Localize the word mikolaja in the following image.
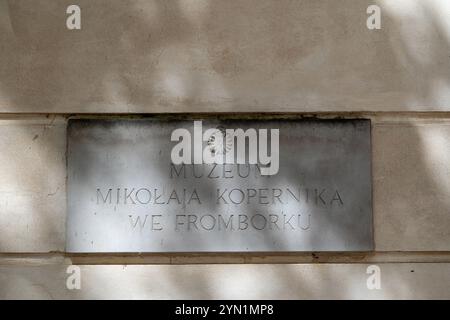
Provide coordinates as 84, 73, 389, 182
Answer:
171, 121, 280, 175
96, 187, 344, 207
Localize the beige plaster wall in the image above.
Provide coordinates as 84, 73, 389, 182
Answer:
0, 0, 449, 299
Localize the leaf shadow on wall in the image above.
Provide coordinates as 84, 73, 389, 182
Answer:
0, 0, 449, 299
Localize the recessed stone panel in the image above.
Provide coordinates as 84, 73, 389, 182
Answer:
67, 119, 372, 252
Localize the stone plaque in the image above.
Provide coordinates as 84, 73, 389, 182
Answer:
67, 119, 373, 252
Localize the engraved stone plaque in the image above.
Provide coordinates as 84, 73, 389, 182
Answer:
67, 119, 373, 252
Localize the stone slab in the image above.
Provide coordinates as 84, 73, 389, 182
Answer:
1, 262, 450, 299
0, 117, 66, 252
1, 0, 449, 113
67, 119, 372, 252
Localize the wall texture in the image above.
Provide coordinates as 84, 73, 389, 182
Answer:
0, 0, 450, 299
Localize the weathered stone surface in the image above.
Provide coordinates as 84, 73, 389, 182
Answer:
0, 0, 449, 113
373, 121, 450, 251
1, 262, 450, 299
0, 0, 450, 301
67, 119, 372, 252
0, 117, 66, 252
